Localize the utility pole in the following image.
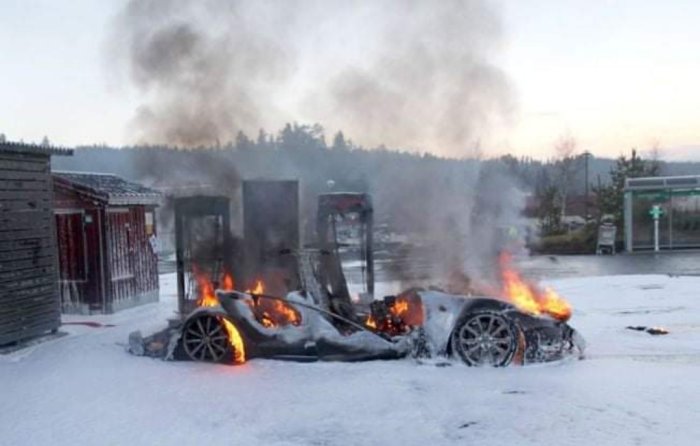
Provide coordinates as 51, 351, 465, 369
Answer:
583, 151, 591, 222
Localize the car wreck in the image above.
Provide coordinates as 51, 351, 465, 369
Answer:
129, 191, 585, 367
130, 284, 584, 367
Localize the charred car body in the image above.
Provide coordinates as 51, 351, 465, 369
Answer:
130, 192, 584, 367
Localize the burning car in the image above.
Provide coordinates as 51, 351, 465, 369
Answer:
130, 192, 584, 367
169, 285, 583, 367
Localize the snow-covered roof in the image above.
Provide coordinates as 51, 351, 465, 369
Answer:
53, 171, 161, 206
625, 175, 700, 191
0, 141, 73, 156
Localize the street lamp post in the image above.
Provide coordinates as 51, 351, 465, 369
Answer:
583, 151, 591, 221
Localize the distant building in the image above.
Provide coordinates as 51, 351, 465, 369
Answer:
624, 175, 700, 251
0, 142, 72, 345
53, 172, 161, 313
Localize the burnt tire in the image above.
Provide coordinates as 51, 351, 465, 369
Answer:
451, 311, 520, 367
182, 314, 231, 363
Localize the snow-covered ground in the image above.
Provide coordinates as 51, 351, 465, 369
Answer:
2, 273, 700, 445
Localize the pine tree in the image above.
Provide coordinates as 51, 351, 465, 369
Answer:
235, 130, 253, 151
593, 149, 660, 233
332, 131, 348, 151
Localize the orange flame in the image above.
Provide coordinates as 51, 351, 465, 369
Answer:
192, 267, 246, 363
194, 268, 219, 308
393, 299, 409, 315
365, 315, 377, 329
391, 293, 424, 326
222, 273, 234, 291
220, 317, 246, 363
243, 279, 301, 328
192, 268, 301, 358
245, 279, 265, 295
499, 252, 572, 322
365, 292, 424, 335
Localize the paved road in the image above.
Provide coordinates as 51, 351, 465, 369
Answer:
513, 251, 700, 280
160, 249, 700, 287
345, 250, 700, 285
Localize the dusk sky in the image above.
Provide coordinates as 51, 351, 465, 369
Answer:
1, 0, 699, 160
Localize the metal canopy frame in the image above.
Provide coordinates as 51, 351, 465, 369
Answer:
624, 175, 700, 252
174, 196, 232, 315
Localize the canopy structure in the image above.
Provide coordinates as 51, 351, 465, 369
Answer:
624, 175, 700, 251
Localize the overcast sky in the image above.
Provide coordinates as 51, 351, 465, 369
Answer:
1, 0, 699, 160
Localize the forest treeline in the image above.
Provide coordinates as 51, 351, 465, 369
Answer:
52, 123, 699, 234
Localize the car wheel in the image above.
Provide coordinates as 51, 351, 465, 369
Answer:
451, 311, 519, 367
182, 314, 231, 363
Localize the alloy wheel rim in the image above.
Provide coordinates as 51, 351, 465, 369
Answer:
458, 314, 513, 366
183, 315, 230, 362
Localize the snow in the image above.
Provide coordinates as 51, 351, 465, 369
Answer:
2, 273, 700, 445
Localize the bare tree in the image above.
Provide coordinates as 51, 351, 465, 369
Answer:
553, 136, 579, 217
647, 140, 664, 175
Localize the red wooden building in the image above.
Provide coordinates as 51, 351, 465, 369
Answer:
53, 172, 161, 313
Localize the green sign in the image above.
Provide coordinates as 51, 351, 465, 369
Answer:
649, 205, 665, 219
